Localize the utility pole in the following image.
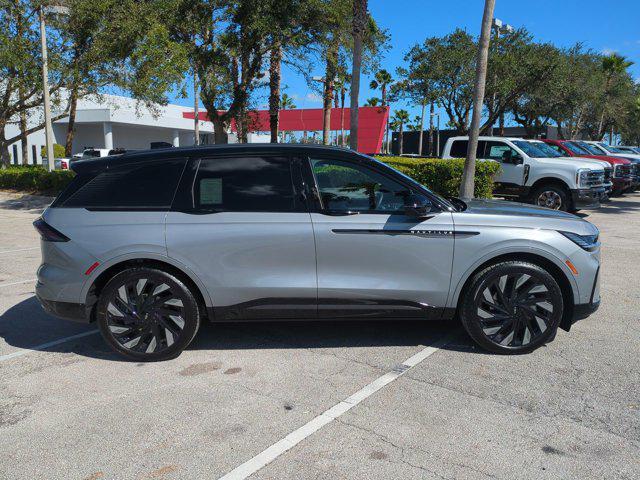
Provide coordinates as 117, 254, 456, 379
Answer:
39, 6, 54, 172
193, 72, 200, 145
460, 0, 496, 199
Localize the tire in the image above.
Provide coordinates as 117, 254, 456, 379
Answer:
460, 261, 563, 354
96, 267, 201, 361
531, 184, 571, 211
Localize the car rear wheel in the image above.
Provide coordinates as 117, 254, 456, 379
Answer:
460, 261, 563, 354
96, 267, 200, 361
532, 185, 571, 211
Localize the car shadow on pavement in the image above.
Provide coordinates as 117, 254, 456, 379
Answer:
0, 192, 53, 213
1, 296, 485, 363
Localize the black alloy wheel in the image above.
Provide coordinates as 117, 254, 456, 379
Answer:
97, 267, 200, 361
460, 261, 563, 354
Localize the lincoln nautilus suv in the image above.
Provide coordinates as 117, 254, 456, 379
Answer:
34, 145, 601, 360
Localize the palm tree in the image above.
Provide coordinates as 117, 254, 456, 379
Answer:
280, 93, 296, 110
365, 97, 381, 106
460, 0, 495, 199
390, 109, 410, 155
370, 69, 393, 153
350, 0, 368, 151
598, 53, 634, 138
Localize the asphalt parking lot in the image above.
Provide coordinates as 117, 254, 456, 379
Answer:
0, 190, 639, 480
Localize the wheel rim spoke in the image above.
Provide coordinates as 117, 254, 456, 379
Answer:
475, 271, 556, 348
106, 277, 186, 355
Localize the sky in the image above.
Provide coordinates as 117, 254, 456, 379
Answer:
168, 0, 640, 126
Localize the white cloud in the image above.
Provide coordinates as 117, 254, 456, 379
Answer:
305, 92, 322, 104
601, 47, 617, 55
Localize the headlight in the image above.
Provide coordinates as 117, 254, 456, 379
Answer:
560, 231, 600, 251
576, 168, 590, 187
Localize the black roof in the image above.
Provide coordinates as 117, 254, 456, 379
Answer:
71, 144, 360, 174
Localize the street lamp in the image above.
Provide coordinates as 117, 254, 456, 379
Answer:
490, 18, 514, 136
39, 4, 70, 171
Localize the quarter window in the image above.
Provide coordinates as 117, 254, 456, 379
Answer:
61, 160, 186, 209
311, 158, 411, 213
193, 156, 297, 212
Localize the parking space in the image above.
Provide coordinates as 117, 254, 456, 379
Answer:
0, 190, 639, 480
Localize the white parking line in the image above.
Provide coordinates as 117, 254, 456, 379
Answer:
217, 335, 453, 480
0, 247, 39, 255
0, 278, 37, 288
0, 330, 99, 362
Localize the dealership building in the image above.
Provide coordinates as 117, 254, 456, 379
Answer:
5, 93, 216, 165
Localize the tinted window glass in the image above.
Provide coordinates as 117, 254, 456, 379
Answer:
485, 141, 517, 161
564, 142, 588, 154
194, 156, 296, 212
449, 140, 468, 157
311, 158, 411, 213
61, 160, 186, 209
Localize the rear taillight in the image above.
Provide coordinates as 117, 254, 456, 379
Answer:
33, 218, 69, 242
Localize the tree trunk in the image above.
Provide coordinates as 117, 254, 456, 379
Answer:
399, 124, 404, 156
212, 117, 229, 144
0, 122, 11, 167
340, 87, 346, 147
269, 44, 282, 143
428, 102, 434, 156
65, 83, 79, 157
460, 0, 495, 199
350, 0, 367, 151
19, 108, 28, 165
418, 99, 426, 156
322, 44, 337, 146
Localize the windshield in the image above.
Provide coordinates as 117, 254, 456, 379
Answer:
511, 140, 551, 158
528, 141, 563, 158
564, 142, 590, 155
368, 156, 457, 211
597, 142, 626, 154
575, 142, 603, 155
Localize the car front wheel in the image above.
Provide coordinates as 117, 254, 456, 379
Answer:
96, 267, 201, 361
460, 261, 564, 354
532, 185, 571, 211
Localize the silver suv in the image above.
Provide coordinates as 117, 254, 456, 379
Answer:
34, 145, 601, 360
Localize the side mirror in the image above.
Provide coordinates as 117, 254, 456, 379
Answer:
512, 153, 524, 165
502, 150, 523, 165
404, 194, 432, 218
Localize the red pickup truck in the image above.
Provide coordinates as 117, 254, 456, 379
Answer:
543, 139, 634, 196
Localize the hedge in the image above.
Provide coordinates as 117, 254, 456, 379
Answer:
0, 165, 75, 195
376, 156, 501, 199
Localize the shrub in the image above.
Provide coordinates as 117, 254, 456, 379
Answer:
40, 143, 66, 159
0, 165, 75, 195
375, 156, 501, 199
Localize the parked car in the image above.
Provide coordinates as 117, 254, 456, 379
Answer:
612, 145, 640, 155
34, 145, 601, 359
579, 141, 640, 191
442, 136, 606, 212
80, 148, 128, 159
526, 140, 613, 199
541, 139, 633, 195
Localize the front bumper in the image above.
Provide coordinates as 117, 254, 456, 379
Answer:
612, 177, 632, 194
570, 187, 605, 208
564, 265, 601, 330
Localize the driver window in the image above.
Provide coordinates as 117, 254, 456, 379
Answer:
310, 158, 411, 213
485, 141, 518, 162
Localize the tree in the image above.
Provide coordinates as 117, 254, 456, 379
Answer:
280, 93, 296, 109
365, 97, 380, 106
349, 0, 367, 150
597, 53, 634, 138
460, 0, 495, 199
390, 109, 409, 155
369, 69, 392, 152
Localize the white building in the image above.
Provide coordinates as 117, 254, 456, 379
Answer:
5, 93, 215, 164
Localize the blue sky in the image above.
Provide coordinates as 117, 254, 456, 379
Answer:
169, 0, 640, 125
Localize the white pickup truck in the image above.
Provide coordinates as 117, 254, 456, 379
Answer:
442, 136, 606, 211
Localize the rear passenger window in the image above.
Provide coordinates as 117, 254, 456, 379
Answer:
449, 140, 468, 157
60, 160, 186, 209
193, 157, 297, 212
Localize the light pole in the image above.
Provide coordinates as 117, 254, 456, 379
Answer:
489, 18, 514, 136
431, 112, 441, 157
39, 4, 69, 171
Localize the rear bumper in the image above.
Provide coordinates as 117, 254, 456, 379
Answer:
36, 294, 91, 323
570, 187, 604, 208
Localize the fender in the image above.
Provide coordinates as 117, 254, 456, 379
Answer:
80, 251, 214, 307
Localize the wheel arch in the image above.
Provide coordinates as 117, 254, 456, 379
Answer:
450, 251, 576, 331
529, 177, 572, 195
82, 254, 213, 321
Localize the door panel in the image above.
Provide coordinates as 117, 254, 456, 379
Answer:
483, 141, 525, 190
166, 155, 317, 320
311, 212, 455, 318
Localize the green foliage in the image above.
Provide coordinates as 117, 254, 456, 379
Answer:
0, 166, 75, 194
376, 156, 501, 199
40, 144, 66, 159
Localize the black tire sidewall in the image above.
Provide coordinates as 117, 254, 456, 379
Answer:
96, 267, 200, 361
460, 261, 563, 354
